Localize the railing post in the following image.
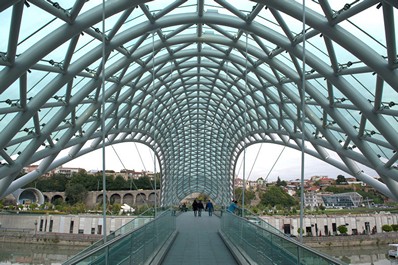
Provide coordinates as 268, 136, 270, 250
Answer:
297, 246, 301, 265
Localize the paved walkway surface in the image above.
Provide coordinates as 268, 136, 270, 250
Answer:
161, 211, 238, 265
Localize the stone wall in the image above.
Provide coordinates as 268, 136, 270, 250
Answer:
302, 232, 398, 247
0, 228, 102, 245
260, 213, 398, 237
0, 213, 151, 237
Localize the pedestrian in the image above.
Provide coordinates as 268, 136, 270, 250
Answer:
197, 200, 204, 217
205, 200, 214, 216
192, 199, 199, 217
227, 200, 239, 214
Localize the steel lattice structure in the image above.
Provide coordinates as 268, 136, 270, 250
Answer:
0, 0, 397, 206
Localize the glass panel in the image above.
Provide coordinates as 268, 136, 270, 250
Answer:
65, 208, 175, 265
221, 211, 344, 265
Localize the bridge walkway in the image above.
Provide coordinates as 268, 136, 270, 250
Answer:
161, 211, 238, 265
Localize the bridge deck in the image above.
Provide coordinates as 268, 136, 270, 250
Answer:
161, 211, 238, 265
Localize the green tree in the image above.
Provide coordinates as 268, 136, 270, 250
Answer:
91, 173, 117, 191
234, 187, 255, 205
98, 175, 117, 191
135, 176, 153, 189
69, 171, 97, 190
260, 186, 297, 207
109, 175, 128, 190
53, 197, 64, 206
276, 177, 287, 187
31, 174, 68, 191
152, 174, 161, 189
336, 175, 347, 185
65, 183, 87, 204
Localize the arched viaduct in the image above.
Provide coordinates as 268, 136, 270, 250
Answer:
43, 190, 160, 209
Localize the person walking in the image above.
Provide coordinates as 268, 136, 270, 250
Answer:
205, 200, 214, 216
197, 200, 204, 217
192, 199, 199, 217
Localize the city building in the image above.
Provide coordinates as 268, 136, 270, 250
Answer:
53, 166, 83, 177
321, 192, 363, 208
304, 190, 325, 209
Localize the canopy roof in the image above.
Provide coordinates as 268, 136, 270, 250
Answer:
0, 0, 397, 205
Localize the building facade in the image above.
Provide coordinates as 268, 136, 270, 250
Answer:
322, 192, 363, 208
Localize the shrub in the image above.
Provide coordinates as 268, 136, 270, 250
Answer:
337, 225, 348, 235
391, 224, 398, 231
382, 224, 393, 232
297, 228, 305, 236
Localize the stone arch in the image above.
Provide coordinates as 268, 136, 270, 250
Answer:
148, 193, 157, 205
96, 194, 108, 204
136, 193, 147, 205
51, 195, 64, 204
110, 193, 121, 205
123, 193, 134, 206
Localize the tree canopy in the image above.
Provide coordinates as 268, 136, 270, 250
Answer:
65, 183, 87, 204
24, 172, 160, 192
261, 186, 297, 207
234, 187, 255, 205
276, 177, 287, 187
336, 175, 347, 185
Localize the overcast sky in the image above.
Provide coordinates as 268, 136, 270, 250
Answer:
64, 142, 378, 182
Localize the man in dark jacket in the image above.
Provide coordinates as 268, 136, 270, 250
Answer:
197, 200, 204, 217
192, 199, 199, 217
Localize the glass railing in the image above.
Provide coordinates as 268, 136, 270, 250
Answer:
239, 207, 286, 236
67, 208, 156, 259
220, 211, 346, 265
63, 208, 176, 265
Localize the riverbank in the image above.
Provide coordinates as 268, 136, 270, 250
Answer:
2, 226, 398, 249
0, 228, 101, 246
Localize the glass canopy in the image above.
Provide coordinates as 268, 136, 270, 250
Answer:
0, 0, 397, 205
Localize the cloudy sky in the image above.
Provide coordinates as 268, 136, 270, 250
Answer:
64, 142, 378, 182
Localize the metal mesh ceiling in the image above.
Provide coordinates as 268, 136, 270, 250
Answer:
0, 0, 397, 205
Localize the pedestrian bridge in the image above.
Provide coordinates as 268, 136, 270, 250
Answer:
64, 208, 343, 265
1, 2, 395, 264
